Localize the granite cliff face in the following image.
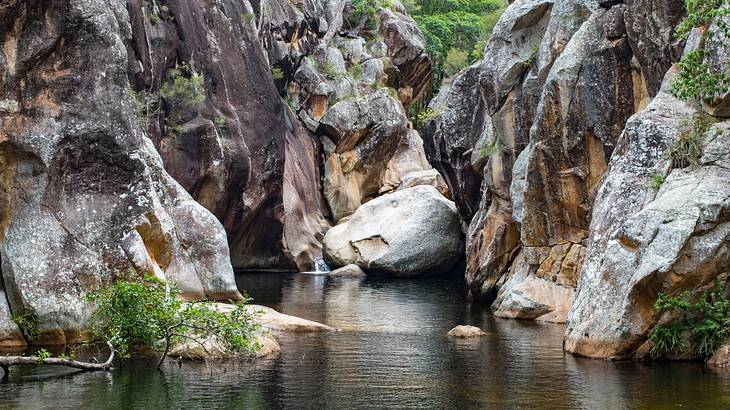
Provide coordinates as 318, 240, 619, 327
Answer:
424, 0, 729, 358
0, 1, 240, 347
0, 0, 451, 347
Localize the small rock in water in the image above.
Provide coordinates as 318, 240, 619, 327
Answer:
329, 264, 367, 277
447, 325, 486, 338
708, 344, 730, 368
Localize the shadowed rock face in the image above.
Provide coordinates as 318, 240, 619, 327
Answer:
125, 0, 331, 271
0, 0, 240, 346
258, 0, 436, 224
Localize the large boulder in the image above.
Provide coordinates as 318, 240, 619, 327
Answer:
323, 186, 464, 277
0, 0, 239, 346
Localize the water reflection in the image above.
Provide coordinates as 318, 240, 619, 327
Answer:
1, 273, 729, 409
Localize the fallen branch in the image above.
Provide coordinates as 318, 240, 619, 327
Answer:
0, 341, 115, 380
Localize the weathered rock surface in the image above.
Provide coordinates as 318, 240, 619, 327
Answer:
126, 0, 330, 271
323, 186, 463, 277
565, 83, 730, 358
169, 333, 281, 361
447, 325, 486, 338
0, 0, 239, 346
709, 343, 730, 368
422, 0, 730, 360
168, 302, 337, 361
248, 304, 338, 333
265, 0, 435, 224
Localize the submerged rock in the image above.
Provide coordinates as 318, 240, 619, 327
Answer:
329, 264, 368, 278
447, 325, 486, 338
323, 186, 464, 277
708, 344, 730, 368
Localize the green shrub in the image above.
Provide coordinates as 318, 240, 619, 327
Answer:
271, 67, 285, 81
11, 311, 40, 342
160, 63, 206, 132
322, 62, 346, 80
649, 171, 666, 190
674, 0, 730, 40
348, 64, 363, 81
670, 50, 730, 103
664, 112, 713, 168
670, 0, 730, 105
649, 282, 730, 358
85, 272, 261, 365
350, 0, 382, 30
444, 48, 470, 77
416, 107, 441, 128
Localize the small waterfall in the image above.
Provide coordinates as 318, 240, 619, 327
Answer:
313, 257, 331, 273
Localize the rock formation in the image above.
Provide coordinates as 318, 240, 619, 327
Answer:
0, 0, 447, 348
323, 186, 463, 277
125, 0, 330, 271
0, 0, 240, 346
423, 0, 730, 359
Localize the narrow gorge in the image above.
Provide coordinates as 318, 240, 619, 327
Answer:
0, 0, 729, 407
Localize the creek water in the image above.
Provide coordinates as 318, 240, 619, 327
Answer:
2, 272, 730, 409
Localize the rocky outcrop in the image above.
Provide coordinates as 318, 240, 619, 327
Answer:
564, 75, 730, 358
424, 0, 730, 359
0, 1, 239, 346
260, 0, 435, 224
323, 186, 463, 277
125, 0, 330, 271
328, 264, 367, 277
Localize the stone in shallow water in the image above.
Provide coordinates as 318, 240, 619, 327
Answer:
447, 325, 486, 338
329, 264, 367, 277
708, 344, 730, 368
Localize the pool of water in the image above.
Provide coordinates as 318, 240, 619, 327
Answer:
2, 273, 729, 409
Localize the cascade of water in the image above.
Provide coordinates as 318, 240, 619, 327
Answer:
313, 257, 331, 273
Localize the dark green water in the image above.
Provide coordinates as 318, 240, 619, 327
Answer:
2, 273, 730, 409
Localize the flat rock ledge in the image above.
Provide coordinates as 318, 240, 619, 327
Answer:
170, 303, 337, 361
447, 325, 486, 338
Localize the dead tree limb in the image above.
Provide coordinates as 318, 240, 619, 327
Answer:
0, 341, 115, 378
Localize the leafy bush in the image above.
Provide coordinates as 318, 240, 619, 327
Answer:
649, 282, 730, 358
416, 107, 441, 128
444, 48, 470, 77
271, 67, 285, 81
664, 112, 714, 168
85, 273, 261, 366
11, 311, 40, 342
671, 50, 730, 103
350, 0, 390, 30
670, 0, 730, 104
160, 63, 206, 132
674, 0, 730, 40
649, 171, 666, 190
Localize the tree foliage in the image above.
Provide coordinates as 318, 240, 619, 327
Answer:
85, 273, 262, 366
649, 282, 730, 359
670, 0, 730, 103
160, 63, 206, 132
407, 0, 507, 127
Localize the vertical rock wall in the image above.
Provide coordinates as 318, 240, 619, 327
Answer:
0, 0, 240, 346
